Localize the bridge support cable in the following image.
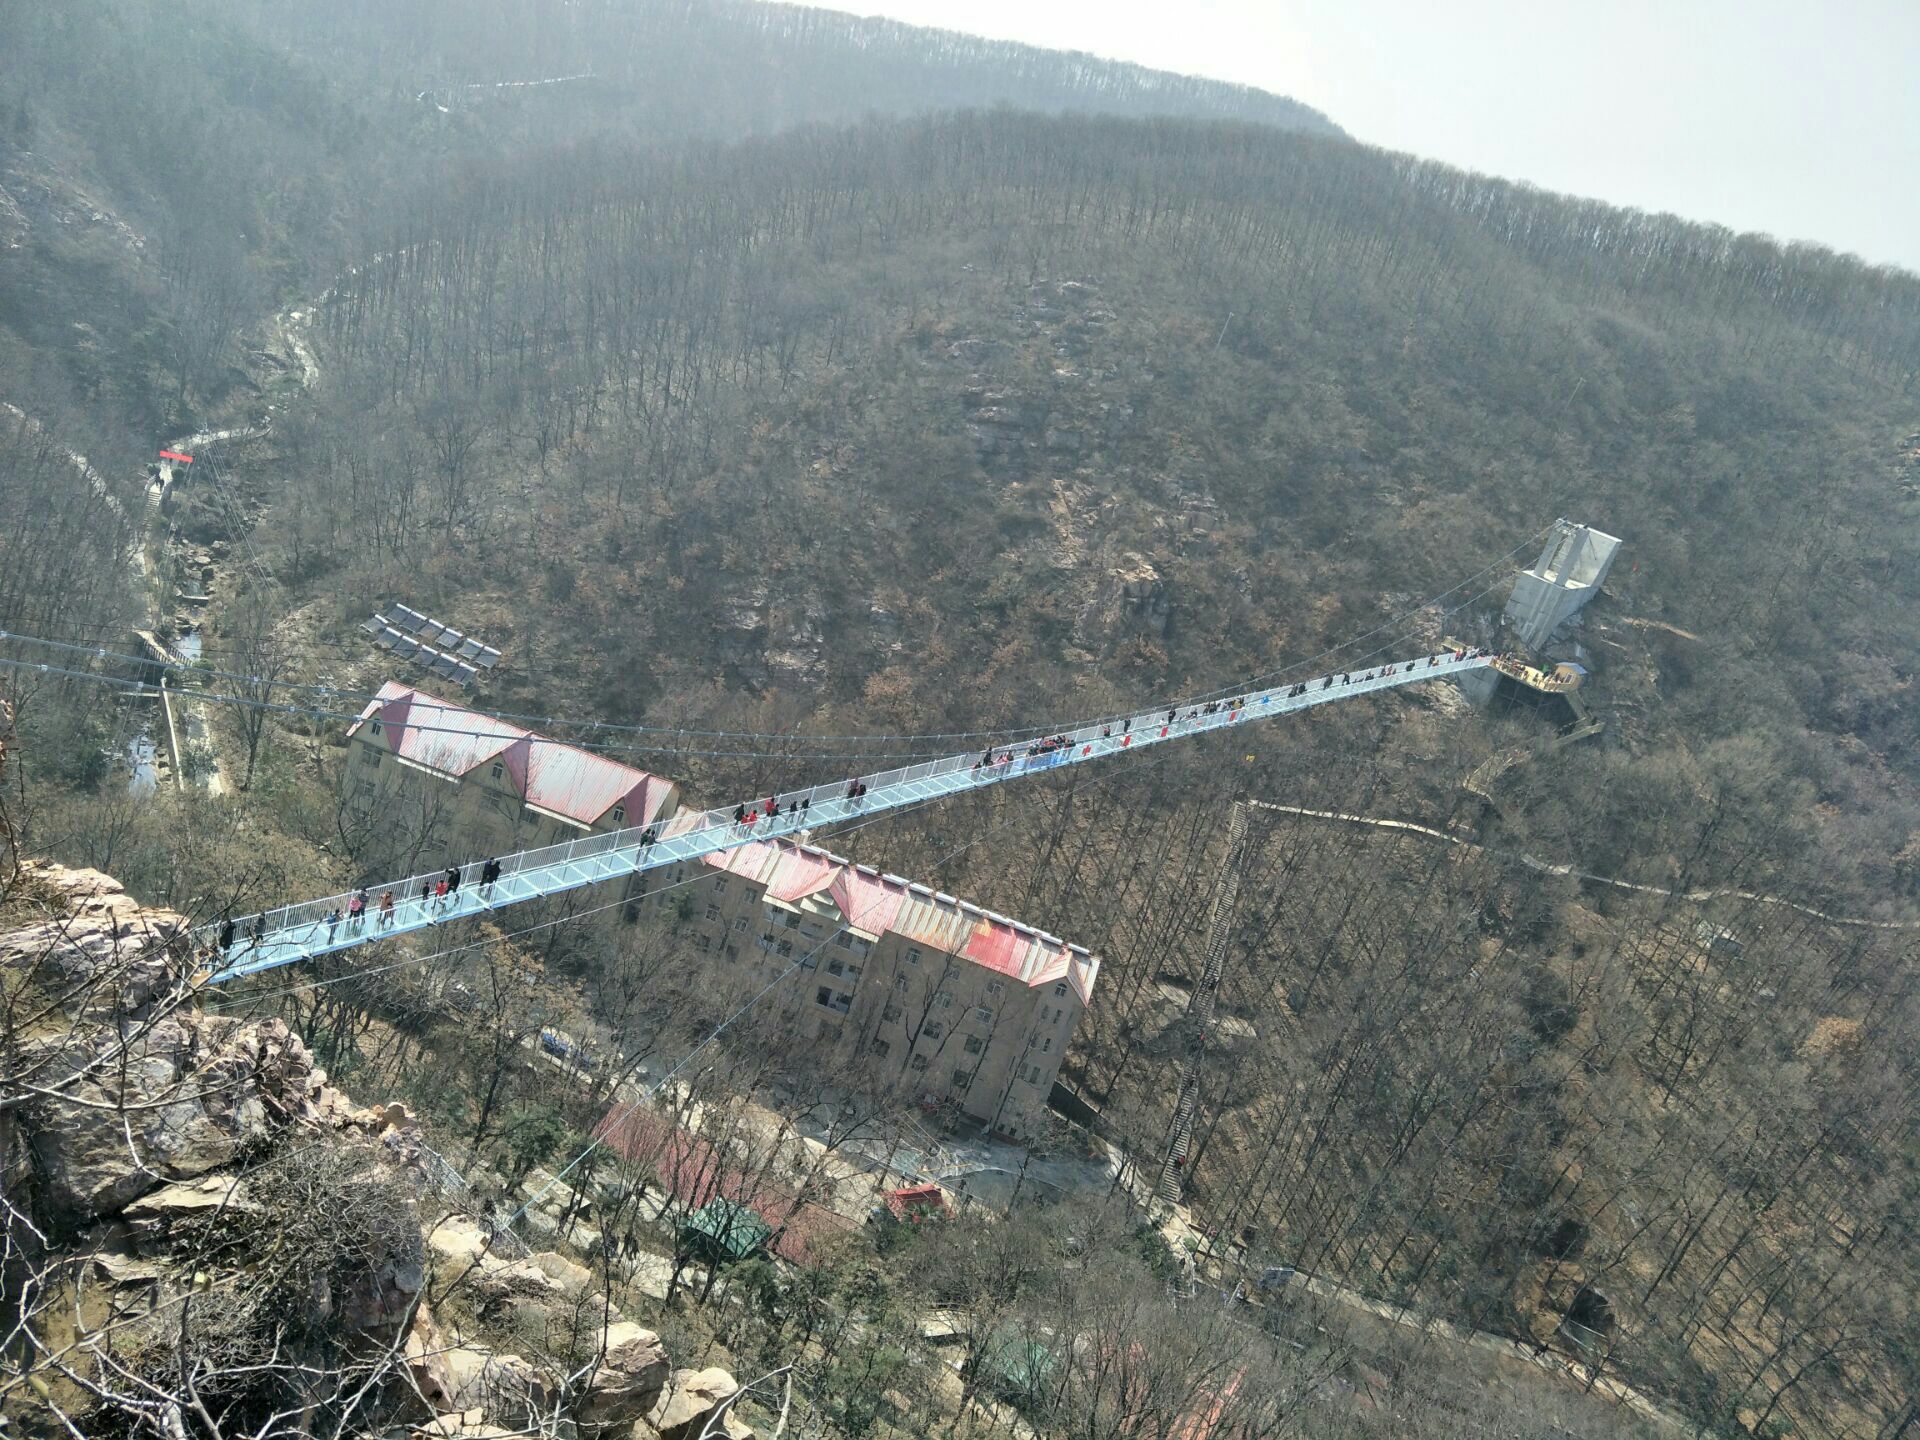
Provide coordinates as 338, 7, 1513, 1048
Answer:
198, 652, 1495, 981
1155, 799, 1252, 1208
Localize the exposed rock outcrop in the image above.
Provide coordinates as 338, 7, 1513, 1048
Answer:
646, 1365, 757, 1440
2, 855, 750, 1440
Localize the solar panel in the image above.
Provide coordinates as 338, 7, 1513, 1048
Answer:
375, 603, 500, 676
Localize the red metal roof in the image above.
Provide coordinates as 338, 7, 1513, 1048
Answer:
882, 1183, 951, 1220
702, 837, 1100, 1002
347, 682, 677, 828
593, 1103, 855, 1265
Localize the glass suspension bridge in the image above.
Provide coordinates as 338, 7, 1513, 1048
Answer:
198, 647, 1498, 982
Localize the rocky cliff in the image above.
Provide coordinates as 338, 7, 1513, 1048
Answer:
0, 855, 743, 1440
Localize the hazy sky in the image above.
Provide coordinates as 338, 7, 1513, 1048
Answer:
838, 0, 1920, 275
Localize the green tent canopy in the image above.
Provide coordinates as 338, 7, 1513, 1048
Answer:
678, 1198, 774, 1264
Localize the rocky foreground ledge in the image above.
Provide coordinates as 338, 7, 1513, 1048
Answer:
0, 860, 756, 1439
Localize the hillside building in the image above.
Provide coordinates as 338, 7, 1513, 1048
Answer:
637, 835, 1100, 1140
343, 682, 1101, 1139
342, 681, 681, 868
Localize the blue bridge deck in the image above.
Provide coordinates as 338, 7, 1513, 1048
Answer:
201, 652, 1492, 981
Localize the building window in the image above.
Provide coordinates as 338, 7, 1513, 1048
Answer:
359, 747, 381, 767
705, 905, 720, 921
893, 975, 909, 993
923, 1021, 944, 1040
776, 940, 793, 957
370, 720, 382, 736
883, 1003, 903, 1022
870, 1039, 891, 1059
731, 917, 748, 932
974, 1007, 994, 1025
963, 1035, 984, 1056
1042, 1036, 1052, 1052
1054, 983, 1068, 998
610, 804, 625, 825
910, 1055, 929, 1072
1027, 1065, 1043, 1084
952, 1069, 971, 1089
695, 935, 712, 953
936, 991, 953, 1009
815, 986, 835, 1008
986, 980, 1004, 998
724, 944, 739, 960
713, 878, 728, 893
906, 947, 922, 966
780, 911, 800, 929
491, 762, 504, 780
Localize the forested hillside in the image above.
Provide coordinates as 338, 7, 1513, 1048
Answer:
3, 5, 1919, 1439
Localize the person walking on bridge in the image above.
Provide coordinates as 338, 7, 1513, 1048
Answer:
378, 891, 396, 930
217, 917, 236, 954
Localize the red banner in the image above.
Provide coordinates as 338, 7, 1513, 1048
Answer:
159, 449, 194, 464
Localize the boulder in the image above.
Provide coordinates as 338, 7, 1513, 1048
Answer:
531, 1251, 594, 1299
426, 1215, 493, 1281
647, 1366, 754, 1440
25, 1014, 317, 1218
1, 863, 186, 1015
574, 1322, 670, 1435
440, 1345, 547, 1429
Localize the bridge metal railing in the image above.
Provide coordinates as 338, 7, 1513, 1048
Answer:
195, 652, 1494, 981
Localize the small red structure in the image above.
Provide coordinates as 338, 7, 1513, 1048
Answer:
158, 449, 194, 464
882, 1183, 952, 1224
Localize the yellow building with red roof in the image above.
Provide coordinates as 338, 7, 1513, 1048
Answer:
644, 834, 1098, 1140
343, 681, 681, 867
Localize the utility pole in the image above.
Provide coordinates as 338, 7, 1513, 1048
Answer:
1155, 799, 1252, 1208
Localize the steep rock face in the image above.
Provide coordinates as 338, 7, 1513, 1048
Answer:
27, 1011, 317, 1217
1, 856, 733, 1439
0, 861, 188, 1016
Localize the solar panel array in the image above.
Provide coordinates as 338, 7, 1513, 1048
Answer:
360, 604, 502, 688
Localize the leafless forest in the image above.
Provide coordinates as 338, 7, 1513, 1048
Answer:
2, 3, 1917, 1437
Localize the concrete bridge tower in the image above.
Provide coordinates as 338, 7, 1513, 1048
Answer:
1504, 520, 1622, 653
